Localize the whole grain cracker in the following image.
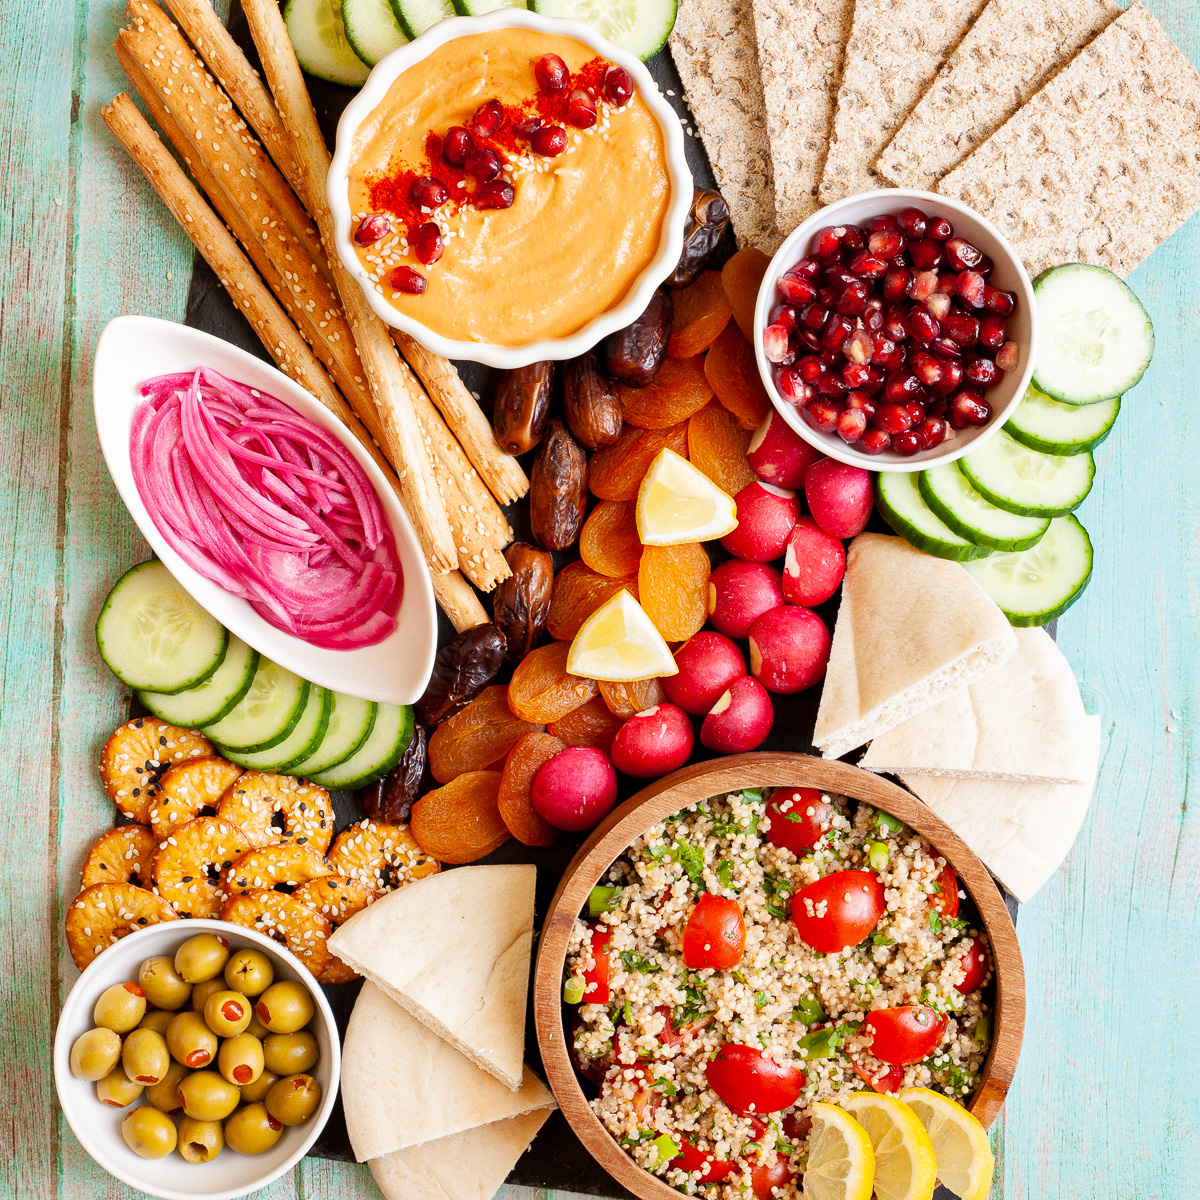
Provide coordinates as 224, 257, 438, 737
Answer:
819, 0, 989, 204
670, 0, 780, 252
877, 0, 1120, 189
937, 3, 1200, 278
752, 0, 855, 232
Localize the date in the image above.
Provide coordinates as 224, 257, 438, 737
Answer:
415, 623, 507, 726
493, 361, 554, 455
667, 188, 731, 289
530, 419, 587, 551
492, 542, 553, 662
562, 353, 622, 450
604, 288, 673, 388
362, 725, 426, 824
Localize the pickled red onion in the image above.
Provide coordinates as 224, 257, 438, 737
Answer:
130, 367, 401, 649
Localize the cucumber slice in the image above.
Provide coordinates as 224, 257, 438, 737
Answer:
388, 0, 453, 39
219, 686, 333, 772
919, 464, 1049, 552
343, 0, 408, 65
1032, 264, 1154, 405
965, 515, 1093, 626
960, 430, 1095, 517
284, 0, 371, 86
307, 702, 414, 790
289, 693, 379, 777
453, 0, 526, 13
1005, 384, 1120, 455
139, 637, 259, 727
876, 472, 991, 562
96, 561, 228, 694
202, 659, 311, 753
530, 0, 678, 60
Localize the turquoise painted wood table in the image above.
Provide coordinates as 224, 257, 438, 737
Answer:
3, 0, 1198, 1196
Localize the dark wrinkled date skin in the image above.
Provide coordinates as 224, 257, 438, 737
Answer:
666, 188, 731, 289
414, 623, 507, 726
603, 288, 673, 388
492, 542, 553, 662
362, 725, 426, 824
530, 419, 588, 551
562, 353, 622, 450
493, 361, 554, 454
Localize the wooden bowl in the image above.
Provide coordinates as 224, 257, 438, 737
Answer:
533, 753, 1024, 1200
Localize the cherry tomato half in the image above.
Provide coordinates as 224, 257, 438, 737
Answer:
957, 936, 989, 994
750, 1157, 793, 1199
849, 1055, 904, 1094
781, 1110, 811, 1141
930, 863, 960, 918
765, 787, 832, 856
582, 925, 611, 1004
790, 870, 886, 953
656, 1005, 714, 1048
864, 1005, 947, 1065
705, 1044, 805, 1113
669, 1139, 736, 1184
683, 893, 746, 969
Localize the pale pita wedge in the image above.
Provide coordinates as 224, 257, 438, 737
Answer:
329, 864, 535, 1090
819, 0, 989, 203
860, 627, 1090, 784
902, 715, 1102, 902
813, 534, 1017, 760
368, 1108, 552, 1200
341, 981, 554, 1162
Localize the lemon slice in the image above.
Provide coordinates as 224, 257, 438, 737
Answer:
803, 1102, 876, 1200
566, 590, 679, 682
636, 448, 738, 545
841, 1093, 937, 1200
898, 1087, 994, 1200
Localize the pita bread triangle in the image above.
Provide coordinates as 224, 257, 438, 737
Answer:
813, 534, 1018, 759
329, 864, 535, 1091
860, 626, 1091, 783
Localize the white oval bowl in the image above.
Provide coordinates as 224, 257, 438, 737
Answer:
93, 315, 437, 705
327, 9, 693, 369
54, 918, 340, 1200
753, 189, 1038, 472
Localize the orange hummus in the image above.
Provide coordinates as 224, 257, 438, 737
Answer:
346, 29, 671, 346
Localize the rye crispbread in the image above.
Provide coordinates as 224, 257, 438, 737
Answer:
936, 3, 1200, 277
877, 0, 1120, 189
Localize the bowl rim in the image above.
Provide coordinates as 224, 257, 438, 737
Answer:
326, 8, 694, 369
752, 189, 1039, 473
533, 752, 1025, 1200
53, 917, 342, 1200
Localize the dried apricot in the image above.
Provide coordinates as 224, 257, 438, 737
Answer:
497, 733, 564, 847
427, 685, 544, 783
638, 542, 711, 642
705, 322, 772, 431
589, 423, 689, 501
508, 640, 599, 723
547, 697, 624, 752
410, 771, 510, 864
619, 356, 712, 430
668, 270, 732, 358
598, 677, 667, 719
721, 246, 771, 341
580, 500, 643, 578
688, 401, 756, 496
547, 561, 638, 641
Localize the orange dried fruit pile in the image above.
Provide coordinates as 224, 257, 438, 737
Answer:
427, 685, 543, 783
688, 401, 756, 496
547, 697, 624, 753
507, 639, 599, 723
497, 732, 564, 847
638, 542, 711, 642
619, 356, 713, 430
667, 270, 732, 358
721, 246, 771, 340
580, 499, 643, 578
546, 561, 639, 641
410, 771, 509, 864
705, 322, 772, 431
598, 676, 667, 719
588, 422, 689, 501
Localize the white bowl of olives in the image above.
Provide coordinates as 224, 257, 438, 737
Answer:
54, 919, 340, 1200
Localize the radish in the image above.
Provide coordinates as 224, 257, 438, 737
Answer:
782, 518, 846, 606
700, 677, 774, 753
748, 605, 832, 694
610, 704, 694, 778
804, 458, 874, 538
663, 632, 747, 715
531, 747, 618, 831
707, 560, 784, 639
720, 482, 800, 562
747, 412, 824, 489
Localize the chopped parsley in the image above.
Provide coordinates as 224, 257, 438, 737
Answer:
652, 1077, 678, 1098
871, 931, 895, 946
929, 911, 943, 935
620, 950, 661, 974
796, 1021, 862, 1060
755, 991, 769, 1009
791, 996, 826, 1026
670, 840, 705, 883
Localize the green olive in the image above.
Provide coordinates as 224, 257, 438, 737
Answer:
174, 933, 230, 984
95, 1066, 144, 1108
121, 1106, 178, 1158
93, 981, 147, 1033
255, 981, 314, 1034
218, 1032, 265, 1088
167, 1011, 218, 1069
238, 1068, 279, 1105
191, 978, 226, 1014
137, 1008, 173, 1035
225, 948, 274, 997
263, 1030, 319, 1076
69, 1027, 122, 1081
121, 1029, 171, 1086
177, 1116, 224, 1164
145, 1060, 188, 1113
244, 1011, 270, 1040
177, 1070, 241, 1122
204, 989, 252, 1038
138, 956, 192, 1010
224, 1102, 283, 1156
265, 1073, 321, 1126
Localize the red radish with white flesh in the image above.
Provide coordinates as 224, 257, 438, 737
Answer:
747, 412, 824, 489
663, 632, 747, 716
804, 459, 873, 538
531, 747, 617, 832
748, 605, 831, 694
700, 677, 774, 753
707, 560, 784, 639
782, 518, 846, 607
720, 482, 800, 562
610, 704, 694, 778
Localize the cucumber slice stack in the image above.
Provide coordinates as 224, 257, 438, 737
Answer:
876, 472, 991, 562
389, 0, 454, 39
284, 0, 371, 86
919, 464, 1049, 552
959, 431, 1095, 518
343, 0, 408, 66
530, 0, 678, 60
140, 636, 260, 727
1005, 384, 1121, 455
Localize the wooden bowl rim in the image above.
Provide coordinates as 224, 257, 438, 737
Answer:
533, 752, 1025, 1200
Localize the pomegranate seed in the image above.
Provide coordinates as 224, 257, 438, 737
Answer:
896, 207, 928, 237
472, 99, 503, 139
863, 298, 885, 332
948, 389, 991, 429
931, 336, 963, 360
836, 280, 871, 317
944, 310, 980, 347
603, 65, 633, 106
911, 350, 944, 387
816, 285, 839, 308
535, 53, 570, 94
770, 304, 799, 332
821, 313, 854, 352
956, 271, 986, 308
927, 216, 953, 241
815, 373, 847, 399
864, 214, 897, 233
910, 270, 939, 301
863, 365, 887, 394
979, 316, 1007, 350
984, 286, 1016, 316
793, 258, 821, 280
932, 358, 964, 396
891, 430, 924, 456
412, 221, 444, 265
778, 272, 818, 305
873, 336, 902, 370
965, 355, 998, 386
945, 237, 983, 271
409, 177, 448, 209
515, 115, 543, 139
876, 401, 917, 434
798, 328, 823, 353
844, 328, 875, 364
868, 230, 906, 259
859, 427, 892, 454
925, 292, 951, 321
353, 214, 391, 246
841, 226, 866, 252
531, 125, 568, 156
937, 271, 958, 295
812, 227, 844, 260
798, 355, 824, 382
800, 303, 828, 331
996, 341, 1021, 372
465, 147, 502, 181
976, 253, 994, 277
883, 307, 909, 342
819, 347, 844, 368
909, 238, 944, 270
846, 390, 877, 419
907, 307, 940, 343
442, 126, 472, 166
882, 267, 912, 302
884, 372, 921, 404
473, 181, 515, 210
763, 324, 792, 363
803, 399, 841, 433
567, 88, 597, 128
843, 361, 871, 388
775, 366, 810, 405
915, 415, 948, 448
389, 265, 426, 295
849, 252, 887, 278
837, 408, 867, 443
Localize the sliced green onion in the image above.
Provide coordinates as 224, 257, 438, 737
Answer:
865, 840, 890, 871
588, 885, 622, 917
647, 1133, 681, 1170
791, 996, 826, 1025
755, 991, 769, 1008
563, 975, 585, 1005
875, 812, 904, 834
974, 1014, 992, 1046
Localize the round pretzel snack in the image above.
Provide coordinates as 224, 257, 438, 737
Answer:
152, 816, 252, 918
325, 820, 440, 898
99, 718, 214, 823
80, 824, 157, 890
220, 887, 332, 977
217, 771, 333, 854
150, 755, 243, 840
65, 882, 178, 969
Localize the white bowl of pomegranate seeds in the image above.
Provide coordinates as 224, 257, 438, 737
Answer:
753, 190, 1037, 471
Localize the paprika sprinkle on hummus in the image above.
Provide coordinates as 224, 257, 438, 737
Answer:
345, 29, 671, 346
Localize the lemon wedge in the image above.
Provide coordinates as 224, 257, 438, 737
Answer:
803, 1101, 876, 1200
566, 590, 679, 682
841, 1092, 937, 1200
898, 1087, 994, 1200
636, 448, 738, 545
